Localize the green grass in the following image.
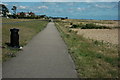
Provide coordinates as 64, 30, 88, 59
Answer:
55, 21, 119, 78
2, 18, 49, 61
2, 18, 36, 23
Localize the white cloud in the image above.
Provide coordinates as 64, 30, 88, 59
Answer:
4, 3, 8, 6
77, 8, 85, 11
18, 6, 27, 9
95, 4, 112, 8
38, 6, 48, 9
33, 11, 39, 13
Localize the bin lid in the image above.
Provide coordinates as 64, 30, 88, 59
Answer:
10, 28, 19, 32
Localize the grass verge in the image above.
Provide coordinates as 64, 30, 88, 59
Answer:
2, 18, 49, 61
55, 21, 119, 78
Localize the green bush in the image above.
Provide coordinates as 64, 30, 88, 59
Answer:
71, 23, 85, 28
71, 24, 79, 28
81, 23, 110, 29
70, 23, 110, 29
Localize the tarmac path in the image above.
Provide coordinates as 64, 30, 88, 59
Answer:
2, 22, 77, 78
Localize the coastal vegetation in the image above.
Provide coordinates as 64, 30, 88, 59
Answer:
55, 19, 119, 78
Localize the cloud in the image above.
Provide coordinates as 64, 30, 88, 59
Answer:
95, 4, 112, 8
77, 8, 85, 11
38, 6, 48, 9
18, 6, 27, 9
4, 3, 8, 6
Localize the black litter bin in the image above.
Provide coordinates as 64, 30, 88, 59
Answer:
10, 28, 20, 48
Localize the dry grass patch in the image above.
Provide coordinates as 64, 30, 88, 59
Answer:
72, 29, 118, 45
55, 20, 118, 78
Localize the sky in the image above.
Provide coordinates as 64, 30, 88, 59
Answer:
1, 0, 120, 2
2, 2, 119, 20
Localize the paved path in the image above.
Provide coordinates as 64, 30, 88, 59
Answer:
3, 22, 77, 78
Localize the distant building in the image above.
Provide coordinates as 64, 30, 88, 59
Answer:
17, 12, 35, 17
25, 13, 30, 17
17, 13, 20, 15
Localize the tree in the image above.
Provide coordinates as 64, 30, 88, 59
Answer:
65, 17, 68, 19
1, 4, 9, 17
29, 12, 35, 17
19, 12, 25, 18
11, 6, 17, 15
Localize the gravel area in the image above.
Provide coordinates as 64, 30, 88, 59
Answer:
72, 29, 118, 44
